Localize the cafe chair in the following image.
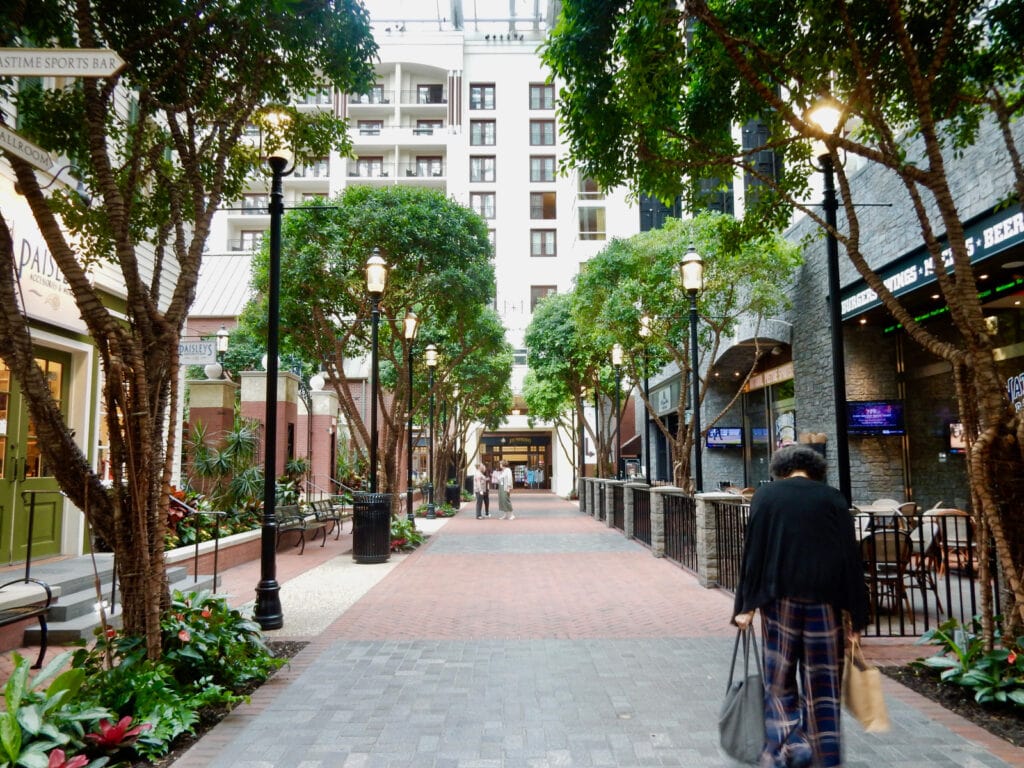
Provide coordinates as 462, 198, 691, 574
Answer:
861, 530, 915, 622
906, 520, 943, 615
933, 509, 975, 576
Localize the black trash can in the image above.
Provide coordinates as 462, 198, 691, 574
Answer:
352, 492, 391, 564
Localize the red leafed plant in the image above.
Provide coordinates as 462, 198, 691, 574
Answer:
84, 716, 153, 752
47, 749, 89, 768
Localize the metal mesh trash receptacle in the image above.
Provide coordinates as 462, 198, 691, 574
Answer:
352, 492, 391, 564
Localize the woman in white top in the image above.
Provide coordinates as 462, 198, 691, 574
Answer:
498, 460, 515, 520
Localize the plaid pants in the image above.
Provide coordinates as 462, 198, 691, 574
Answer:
760, 599, 844, 768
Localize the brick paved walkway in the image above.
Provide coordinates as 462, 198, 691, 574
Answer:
169, 492, 1021, 767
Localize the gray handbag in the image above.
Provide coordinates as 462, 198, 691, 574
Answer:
719, 626, 766, 764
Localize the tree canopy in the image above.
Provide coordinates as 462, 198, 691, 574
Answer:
544, 0, 1024, 633
242, 184, 511, 497
526, 212, 801, 488
0, 0, 376, 655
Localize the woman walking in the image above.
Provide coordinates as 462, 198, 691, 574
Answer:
733, 444, 869, 768
498, 460, 515, 520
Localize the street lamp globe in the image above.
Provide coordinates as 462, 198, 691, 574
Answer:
679, 244, 704, 295
366, 250, 387, 296
403, 311, 419, 340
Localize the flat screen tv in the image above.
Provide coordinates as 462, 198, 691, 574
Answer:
947, 421, 967, 454
706, 427, 743, 448
846, 400, 905, 436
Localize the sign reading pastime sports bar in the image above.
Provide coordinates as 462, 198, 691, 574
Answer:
0, 48, 123, 78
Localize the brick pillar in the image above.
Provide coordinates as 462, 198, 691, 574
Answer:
623, 481, 635, 539
186, 377, 239, 495
187, 377, 238, 443
240, 370, 300, 475
648, 486, 674, 558
305, 388, 339, 492
695, 492, 737, 588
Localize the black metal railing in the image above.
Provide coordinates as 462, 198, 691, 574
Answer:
611, 485, 624, 531
664, 493, 698, 573
712, 499, 750, 593
632, 487, 651, 546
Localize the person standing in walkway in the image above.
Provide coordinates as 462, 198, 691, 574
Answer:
474, 462, 490, 518
733, 444, 869, 768
498, 460, 514, 520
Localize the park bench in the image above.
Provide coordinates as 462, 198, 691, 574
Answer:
308, 498, 353, 539
0, 577, 54, 668
276, 504, 328, 555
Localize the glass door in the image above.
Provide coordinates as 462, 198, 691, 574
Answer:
0, 353, 68, 564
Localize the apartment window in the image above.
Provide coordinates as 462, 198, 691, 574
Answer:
415, 119, 443, 135
242, 194, 268, 214
488, 229, 496, 255
530, 191, 556, 219
417, 84, 444, 104
530, 285, 557, 311
530, 156, 556, 182
294, 157, 329, 178
355, 156, 386, 177
470, 156, 496, 183
513, 349, 528, 366
578, 176, 604, 200
529, 119, 555, 146
529, 83, 555, 110
357, 120, 383, 135
370, 84, 386, 103
530, 230, 556, 257
416, 156, 444, 177
470, 192, 496, 219
470, 120, 496, 146
469, 83, 496, 110
239, 230, 264, 251
579, 207, 606, 240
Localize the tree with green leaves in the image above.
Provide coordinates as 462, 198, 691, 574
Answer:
543, 0, 1024, 634
244, 185, 508, 505
569, 213, 800, 489
0, 0, 376, 657
523, 292, 613, 485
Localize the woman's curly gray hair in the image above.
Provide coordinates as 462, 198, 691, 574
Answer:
769, 443, 828, 482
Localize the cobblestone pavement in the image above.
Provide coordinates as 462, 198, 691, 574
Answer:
171, 493, 1023, 768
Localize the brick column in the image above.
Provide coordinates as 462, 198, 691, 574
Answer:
695, 492, 738, 588
186, 377, 239, 496
240, 370, 300, 474
623, 481, 634, 538
187, 377, 238, 443
649, 486, 677, 558
306, 388, 339, 491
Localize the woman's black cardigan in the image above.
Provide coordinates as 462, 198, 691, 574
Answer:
733, 476, 870, 631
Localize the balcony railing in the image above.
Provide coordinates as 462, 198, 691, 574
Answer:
401, 89, 448, 105
348, 90, 393, 105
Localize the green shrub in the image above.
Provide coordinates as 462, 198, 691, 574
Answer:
390, 517, 425, 552
914, 616, 1024, 706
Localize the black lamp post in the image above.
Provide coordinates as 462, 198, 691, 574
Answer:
639, 315, 652, 484
366, 250, 388, 492
425, 343, 438, 519
611, 343, 624, 479
254, 149, 293, 631
403, 311, 419, 524
808, 100, 853, 505
680, 244, 704, 493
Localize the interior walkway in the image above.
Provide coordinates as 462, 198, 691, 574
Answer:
161, 491, 1021, 768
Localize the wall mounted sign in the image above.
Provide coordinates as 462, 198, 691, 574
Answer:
841, 207, 1024, 320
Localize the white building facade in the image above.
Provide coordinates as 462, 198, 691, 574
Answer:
205, 6, 641, 499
